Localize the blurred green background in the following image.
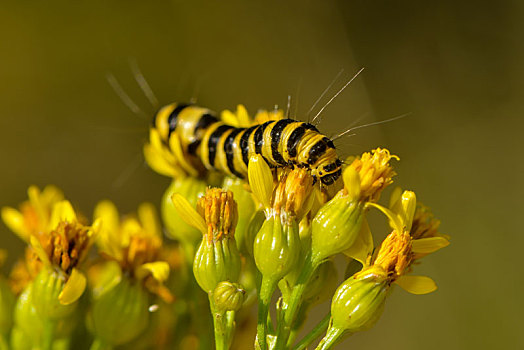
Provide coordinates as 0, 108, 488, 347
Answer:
0, 0, 522, 349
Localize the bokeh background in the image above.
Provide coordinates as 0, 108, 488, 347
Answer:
1, 0, 522, 349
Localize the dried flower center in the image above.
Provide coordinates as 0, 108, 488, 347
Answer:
197, 188, 238, 241
272, 168, 314, 220
349, 148, 398, 202
40, 221, 90, 274
373, 230, 413, 281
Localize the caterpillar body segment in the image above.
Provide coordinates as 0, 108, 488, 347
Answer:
151, 103, 342, 186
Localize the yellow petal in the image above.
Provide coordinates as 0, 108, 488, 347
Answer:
59, 268, 87, 305
343, 217, 373, 265
90, 261, 122, 298
236, 104, 251, 127
395, 275, 437, 295
41, 185, 64, 205
136, 261, 170, 282
1, 206, 30, 241
412, 237, 450, 254
342, 166, 360, 201
143, 143, 178, 177
248, 154, 273, 209
168, 132, 199, 177
138, 202, 161, 237
94, 200, 120, 237
30, 235, 51, 266
49, 200, 77, 230
220, 109, 240, 127
390, 190, 416, 232
170, 193, 207, 235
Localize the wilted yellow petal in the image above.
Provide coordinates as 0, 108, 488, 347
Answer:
412, 237, 450, 254
59, 268, 87, 305
395, 275, 437, 295
138, 202, 161, 237
136, 261, 170, 282
30, 235, 51, 266
236, 105, 251, 127
41, 185, 64, 205
389, 186, 402, 209
342, 166, 360, 201
343, 217, 373, 265
248, 155, 273, 209
1, 207, 29, 241
171, 193, 207, 235
49, 200, 77, 230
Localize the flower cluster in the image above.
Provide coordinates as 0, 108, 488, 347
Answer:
0, 105, 449, 350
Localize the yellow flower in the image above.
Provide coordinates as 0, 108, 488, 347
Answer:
1, 185, 64, 242
345, 148, 399, 203
143, 127, 201, 179
26, 199, 99, 309
220, 104, 252, 128
360, 190, 450, 294
93, 201, 172, 302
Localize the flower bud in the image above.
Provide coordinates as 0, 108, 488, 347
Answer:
91, 277, 150, 346
31, 269, 77, 320
311, 192, 365, 264
212, 281, 246, 313
192, 189, 242, 293
162, 177, 207, 244
253, 216, 300, 283
330, 276, 388, 333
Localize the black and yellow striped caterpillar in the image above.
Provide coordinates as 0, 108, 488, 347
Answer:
151, 103, 342, 186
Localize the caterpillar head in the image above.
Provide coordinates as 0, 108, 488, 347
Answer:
313, 158, 343, 186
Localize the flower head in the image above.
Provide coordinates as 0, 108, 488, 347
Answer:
196, 188, 238, 242
1, 185, 64, 242
93, 201, 172, 302
345, 148, 398, 203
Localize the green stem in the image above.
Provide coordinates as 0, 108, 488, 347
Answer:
89, 338, 113, 350
293, 313, 331, 350
210, 295, 230, 350
257, 277, 277, 350
315, 326, 345, 350
274, 254, 319, 349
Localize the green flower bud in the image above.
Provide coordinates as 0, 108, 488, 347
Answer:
311, 193, 365, 264
0, 276, 14, 336
91, 277, 149, 346
162, 177, 207, 244
192, 189, 242, 293
212, 281, 246, 313
222, 177, 256, 254
31, 269, 77, 320
330, 276, 388, 333
254, 216, 300, 283
193, 237, 241, 293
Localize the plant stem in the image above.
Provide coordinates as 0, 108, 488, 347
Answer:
257, 277, 277, 350
314, 326, 344, 350
0, 334, 8, 350
274, 254, 319, 349
41, 320, 56, 350
210, 295, 233, 350
293, 313, 331, 350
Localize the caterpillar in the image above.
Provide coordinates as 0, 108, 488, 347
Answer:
151, 102, 342, 186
